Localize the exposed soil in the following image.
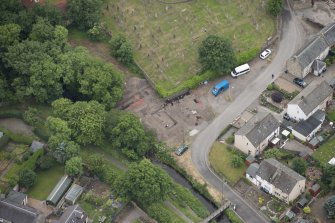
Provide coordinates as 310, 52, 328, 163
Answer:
0, 118, 34, 136
310, 192, 335, 223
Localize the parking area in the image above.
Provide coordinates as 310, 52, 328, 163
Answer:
282, 139, 314, 155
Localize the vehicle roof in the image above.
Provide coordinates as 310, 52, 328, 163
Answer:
214, 80, 229, 89
234, 64, 250, 72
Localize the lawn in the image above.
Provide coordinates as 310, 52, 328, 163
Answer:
327, 109, 335, 122
28, 165, 65, 200
103, 0, 275, 96
209, 142, 246, 185
313, 136, 335, 165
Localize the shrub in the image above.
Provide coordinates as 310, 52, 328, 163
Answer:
267, 83, 274, 90
37, 154, 55, 170
146, 203, 171, 223
23, 107, 40, 127
109, 34, 134, 65
267, 0, 283, 16
87, 22, 109, 41
231, 155, 243, 168
271, 92, 284, 103
18, 169, 37, 188
225, 208, 243, 223
226, 136, 234, 145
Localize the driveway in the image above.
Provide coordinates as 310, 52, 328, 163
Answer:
191, 1, 305, 222
283, 139, 314, 155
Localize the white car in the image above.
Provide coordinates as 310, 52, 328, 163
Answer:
260, 49, 272, 59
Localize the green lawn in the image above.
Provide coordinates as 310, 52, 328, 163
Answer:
327, 109, 335, 122
313, 136, 335, 165
209, 142, 246, 185
103, 0, 275, 96
28, 165, 65, 200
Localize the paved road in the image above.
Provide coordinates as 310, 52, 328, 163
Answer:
191, 1, 304, 223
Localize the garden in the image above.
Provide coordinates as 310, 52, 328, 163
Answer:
313, 136, 335, 165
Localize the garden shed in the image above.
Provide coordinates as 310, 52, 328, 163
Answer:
46, 175, 72, 206
297, 196, 308, 208
30, 141, 45, 153
64, 184, 83, 205
309, 183, 320, 197
245, 155, 256, 166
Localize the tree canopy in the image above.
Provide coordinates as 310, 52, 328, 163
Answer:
198, 35, 236, 74
291, 157, 307, 175
109, 34, 134, 65
19, 169, 37, 188
115, 159, 172, 206
267, 0, 283, 16
65, 156, 83, 176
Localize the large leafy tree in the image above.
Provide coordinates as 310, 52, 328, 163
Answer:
198, 35, 236, 74
0, 23, 21, 53
109, 34, 134, 65
51, 99, 107, 145
65, 157, 83, 176
291, 157, 307, 175
19, 169, 37, 188
115, 159, 172, 206
67, 0, 103, 30
108, 113, 151, 160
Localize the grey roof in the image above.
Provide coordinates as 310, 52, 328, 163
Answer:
235, 113, 280, 148
312, 59, 326, 71
297, 196, 308, 206
57, 205, 88, 223
47, 175, 72, 206
246, 163, 259, 178
309, 137, 320, 146
311, 109, 325, 122
5, 191, 27, 205
246, 155, 256, 163
311, 183, 320, 191
293, 116, 321, 137
0, 200, 44, 223
30, 141, 44, 152
256, 158, 305, 194
319, 22, 335, 46
65, 184, 83, 204
289, 80, 333, 115
299, 150, 309, 158
293, 35, 329, 68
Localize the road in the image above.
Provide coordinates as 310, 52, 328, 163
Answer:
191, 1, 304, 223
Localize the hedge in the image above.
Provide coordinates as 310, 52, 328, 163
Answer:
0, 135, 9, 149
0, 109, 23, 119
225, 208, 243, 223
146, 203, 172, 223
0, 127, 35, 145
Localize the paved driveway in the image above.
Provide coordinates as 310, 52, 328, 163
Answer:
283, 139, 314, 155
191, 1, 305, 222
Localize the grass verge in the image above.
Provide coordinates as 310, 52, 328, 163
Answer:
209, 142, 246, 185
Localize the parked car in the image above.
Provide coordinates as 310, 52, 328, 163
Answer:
175, 145, 188, 156
293, 78, 306, 87
260, 49, 272, 59
283, 113, 290, 121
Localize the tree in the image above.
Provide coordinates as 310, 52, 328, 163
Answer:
322, 164, 335, 190
46, 116, 72, 140
115, 159, 171, 206
85, 154, 104, 176
37, 154, 55, 170
65, 157, 83, 176
29, 18, 55, 42
231, 155, 243, 168
267, 0, 283, 16
324, 196, 335, 219
198, 35, 236, 74
109, 34, 134, 65
0, 23, 21, 52
108, 113, 151, 160
19, 169, 37, 188
291, 157, 307, 175
52, 140, 80, 163
23, 107, 40, 126
67, 0, 103, 30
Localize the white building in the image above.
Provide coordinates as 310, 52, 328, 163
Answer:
287, 80, 333, 122
246, 158, 306, 203
234, 113, 280, 157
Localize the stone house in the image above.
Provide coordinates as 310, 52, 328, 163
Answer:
287, 80, 333, 121
246, 158, 306, 203
286, 22, 335, 78
234, 113, 280, 157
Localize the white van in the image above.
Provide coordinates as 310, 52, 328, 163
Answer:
231, 63, 250, 78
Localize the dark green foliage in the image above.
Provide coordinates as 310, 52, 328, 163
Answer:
267, 0, 283, 16
0, 135, 9, 149
115, 159, 172, 206
67, 0, 103, 30
109, 34, 134, 65
37, 154, 55, 170
23, 107, 40, 126
84, 154, 104, 176
146, 203, 171, 223
225, 208, 243, 223
263, 148, 290, 160
322, 165, 335, 190
324, 196, 335, 219
231, 155, 243, 168
65, 156, 83, 176
198, 35, 236, 74
87, 23, 109, 41
0, 127, 35, 144
19, 169, 37, 188
291, 157, 307, 175
226, 136, 234, 144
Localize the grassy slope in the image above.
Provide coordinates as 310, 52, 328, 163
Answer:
103, 0, 275, 93
313, 136, 335, 165
209, 142, 246, 185
28, 165, 65, 200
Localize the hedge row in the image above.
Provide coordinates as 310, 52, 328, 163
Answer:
225, 208, 243, 223
0, 127, 35, 145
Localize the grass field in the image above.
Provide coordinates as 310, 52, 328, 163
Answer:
209, 142, 246, 185
102, 0, 275, 96
313, 136, 335, 165
28, 165, 65, 200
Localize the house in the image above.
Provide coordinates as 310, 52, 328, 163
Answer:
30, 141, 45, 153
246, 158, 306, 203
286, 22, 335, 78
309, 183, 321, 197
292, 114, 322, 142
65, 184, 83, 205
245, 163, 259, 185
0, 199, 45, 223
287, 80, 332, 121
234, 113, 280, 156
46, 175, 73, 206
5, 191, 28, 206
53, 205, 89, 223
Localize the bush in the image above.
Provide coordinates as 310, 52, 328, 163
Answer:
225, 208, 243, 223
271, 92, 284, 103
37, 154, 55, 170
226, 136, 234, 145
146, 203, 171, 223
18, 169, 37, 188
109, 34, 134, 65
23, 107, 40, 127
267, 83, 274, 90
231, 155, 243, 168
87, 23, 109, 41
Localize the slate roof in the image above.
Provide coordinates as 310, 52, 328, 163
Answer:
246, 163, 259, 178
256, 158, 305, 194
5, 191, 27, 205
30, 141, 44, 153
235, 113, 280, 147
312, 59, 326, 72
320, 22, 335, 46
0, 200, 44, 223
311, 183, 320, 192
293, 116, 321, 137
289, 80, 333, 115
55, 205, 88, 223
311, 109, 326, 122
47, 175, 72, 206
65, 184, 83, 205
